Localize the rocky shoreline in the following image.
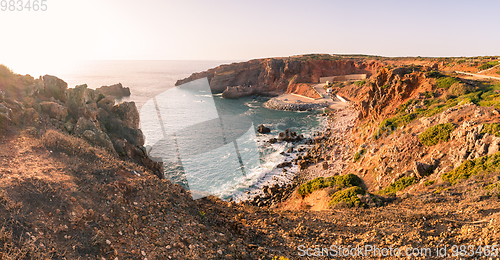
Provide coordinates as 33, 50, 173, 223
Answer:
244, 107, 357, 208
263, 97, 328, 111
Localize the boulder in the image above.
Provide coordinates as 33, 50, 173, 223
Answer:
322, 161, 329, 170
112, 102, 140, 129
74, 117, 115, 154
39, 101, 68, 121
277, 128, 302, 142
276, 161, 292, 168
67, 84, 95, 108
413, 161, 433, 179
222, 85, 261, 99
97, 96, 116, 112
95, 83, 130, 97
0, 105, 10, 128
23, 108, 39, 123
257, 124, 271, 134
42, 75, 67, 102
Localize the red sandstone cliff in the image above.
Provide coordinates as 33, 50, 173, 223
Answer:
175, 56, 383, 98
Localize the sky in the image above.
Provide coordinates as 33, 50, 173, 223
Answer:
1, 0, 499, 71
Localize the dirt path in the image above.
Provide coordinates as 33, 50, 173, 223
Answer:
455, 70, 500, 81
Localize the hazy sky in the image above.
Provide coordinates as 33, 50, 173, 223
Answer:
1, 0, 499, 67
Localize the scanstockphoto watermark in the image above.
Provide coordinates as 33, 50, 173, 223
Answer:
297, 244, 499, 258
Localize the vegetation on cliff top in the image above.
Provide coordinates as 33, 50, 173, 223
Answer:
482, 122, 500, 137
353, 148, 366, 162
328, 186, 365, 208
418, 123, 456, 146
478, 61, 499, 71
379, 177, 416, 196
442, 151, 500, 184
436, 77, 459, 89
298, 174, 363, 196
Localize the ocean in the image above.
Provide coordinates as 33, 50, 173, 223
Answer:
39, 60, 325, 201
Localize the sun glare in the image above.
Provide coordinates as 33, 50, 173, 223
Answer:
3, 58, 80, 79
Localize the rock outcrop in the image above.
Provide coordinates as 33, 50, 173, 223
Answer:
263, 97, 328, 111
257, 124, 271, 134
42, 75, 68, 102
95, 83, 131, 98
0, 67, 162, 178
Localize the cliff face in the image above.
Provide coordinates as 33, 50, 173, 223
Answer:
176, 57, 383, 97
286, 83, 321, 99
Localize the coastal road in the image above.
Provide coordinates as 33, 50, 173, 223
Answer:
455, 71, 500, 81
275, 83, 348, 110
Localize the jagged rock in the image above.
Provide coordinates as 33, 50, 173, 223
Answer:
3, 99, 23, 125
277, 129, 302, 142
488, 139, 500, 155
112, 102, 140, 129
413, 161, 433, 179
74, 117, 115, 154
42, 75, 67, 102
64, 121, 73, 133
298, 160, 308, 170
95, 83, 130, 97
0, 103, 11, 128
222, 85, 261, 99
322, 162, 329, 170
97, 96, 115, 112
257, 124, 271, 134
23, 108, 39, 123
39, 101, 68, 121
0, 111, 10, 128
0, 103, 9, 114
67, 84, 95, 108
276, 162, 292, 168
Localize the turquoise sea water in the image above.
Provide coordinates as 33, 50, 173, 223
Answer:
42, 60, 324, 200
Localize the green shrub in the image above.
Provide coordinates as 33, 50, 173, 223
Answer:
418, 123, 455, 146
379, 177, 415, 195
436, 77, 459, 89
374, 112, 418, 139
329, 186, 365, 208
396, 99, 418, 114
424, 180, 435, 186
334, 173, 363, 187
298, 174, 362, 196
425, 71, 443, 78
354, 149, 366, 162
448, 82, 471, 97
423, 91, 435, 98
478, 61, 499, 71
298, 177, 328, 196
482, 123, 500, 137
442, 151, 500, 184
355, 80, 366, 87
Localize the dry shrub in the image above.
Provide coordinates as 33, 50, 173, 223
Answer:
41, 129, 103, 158
448, 82, 472, 97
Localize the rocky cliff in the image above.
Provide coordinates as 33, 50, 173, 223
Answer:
0, 66, 162, 177
176, 55, 383, 98
2, 57, 500, 259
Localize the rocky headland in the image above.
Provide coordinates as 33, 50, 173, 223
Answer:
95, 83, 131, 98
176, 54, 382, 99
